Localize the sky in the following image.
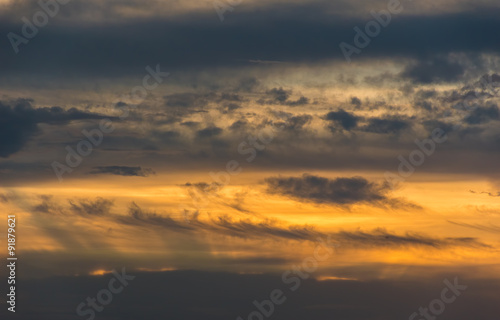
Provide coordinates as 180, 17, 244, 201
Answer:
1, 0, 500, 319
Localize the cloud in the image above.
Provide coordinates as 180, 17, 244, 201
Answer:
196, 127, 223, 138
229, 120, 248, 131
257, 88, 309, 106
361, 117, 411, 134
0, 193, 9, 203
402, 56, 466, 84
350, 96, 361, 107
334, 228, 490, 249
463, 104, 499, 124
69, 198, 114, 216
88, 166, 155, 177
448, 220, 500, 234
282, 115, 313, 131
118, 202, 194, 232
265, 174, 411, 208
0, 99, 110, 158
32, 195, 58, 214
469, 190, 500, 197
325, 109, 358, 130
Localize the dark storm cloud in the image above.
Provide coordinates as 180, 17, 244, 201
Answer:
0, 99, 110, 158
463, 104, 499, 124
325, 109, 359, 130
88, 166, 155, 177
2, 8, 500, 75
69, 198, 114, 216
362, 117, 411, 134
265, 174, 410, 207
402, 57, 466, 84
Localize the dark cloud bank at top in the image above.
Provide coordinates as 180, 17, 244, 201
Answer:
1, 7, 500, 76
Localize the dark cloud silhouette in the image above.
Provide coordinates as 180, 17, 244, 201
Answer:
265, 174, 407, 207
325, 109, 358, 130
0, 99, 110, 158
88, 166, 155, 177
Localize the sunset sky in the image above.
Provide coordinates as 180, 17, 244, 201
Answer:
1, 0, 500, 319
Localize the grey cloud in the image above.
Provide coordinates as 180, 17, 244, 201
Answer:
265, 174, 410, 208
